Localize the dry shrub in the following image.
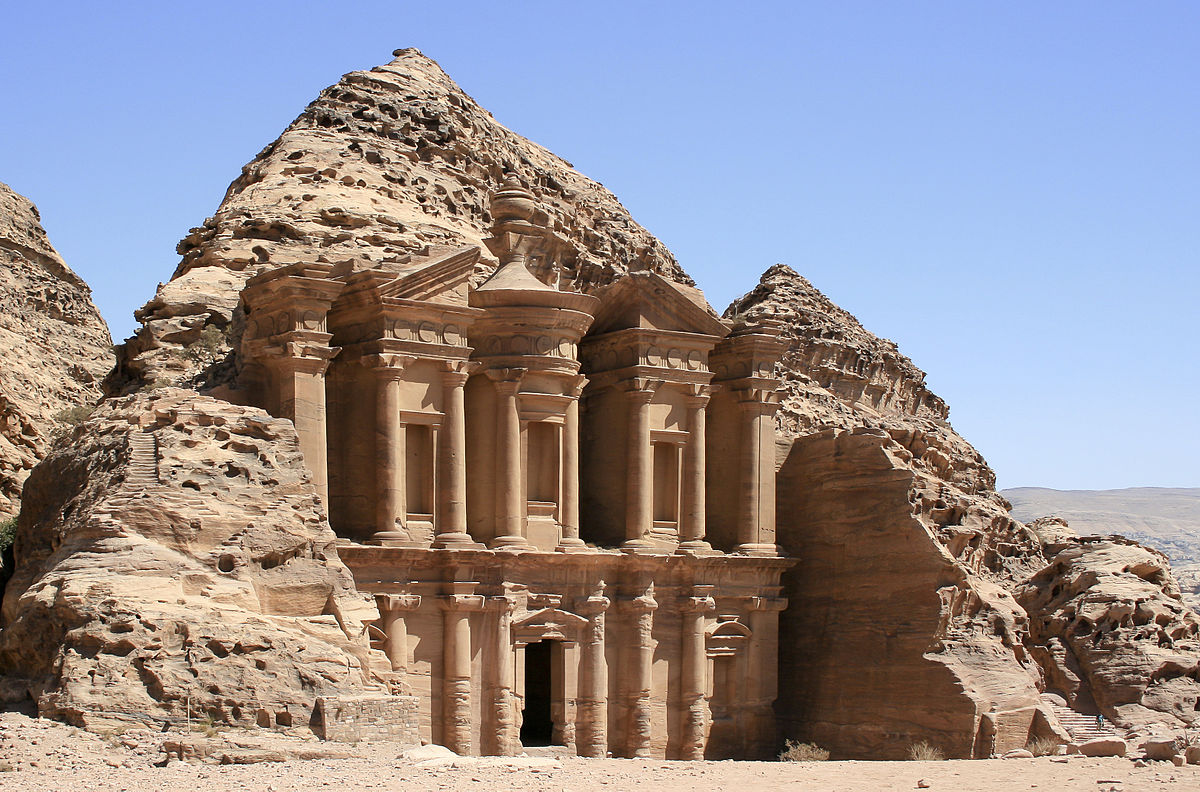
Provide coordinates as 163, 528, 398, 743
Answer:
1026, 736, 1061, 757
907, 740, 945, 761
779, 740, 830, 762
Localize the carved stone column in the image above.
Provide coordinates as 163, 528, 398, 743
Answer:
679, 587, 716, 759
746, 596, 787, 759
367, 354, 412, 544
268, 340, 339, 506
441, 584, 485, 754
623, 381, 659, 552
575, 586, 610, 757
489, 370, 533, 550
678, 387, 714, 554
734, 389, 780, 556
557, 375, 588, 552
435, 361, 477, 547
619, 586, 658, 757
488, 595, 519, 755
375, 593, 421, 674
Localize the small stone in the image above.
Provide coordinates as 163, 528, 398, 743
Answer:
1171, 755, 1185, 767
916, 780, 930, 789
1003, 749, 1034, 759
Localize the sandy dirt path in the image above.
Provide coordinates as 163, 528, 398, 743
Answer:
1, 712, 1196, 792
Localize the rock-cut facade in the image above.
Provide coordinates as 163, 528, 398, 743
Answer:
236, 177, 791, 759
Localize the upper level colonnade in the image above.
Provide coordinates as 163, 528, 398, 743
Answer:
238, 177, 785, 557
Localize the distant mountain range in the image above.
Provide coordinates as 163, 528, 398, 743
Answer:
1003, 487, 1200, 609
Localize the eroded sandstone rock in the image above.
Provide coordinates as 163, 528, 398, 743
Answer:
0, 389, 390, 731
1018, 532, 1200, 729
0, 181, 112, 519
108, 48, 694, 395
776, 426, 1049, 759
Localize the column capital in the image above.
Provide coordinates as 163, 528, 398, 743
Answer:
622, 378, 662, 401
440, 594, 487, 612
735, 386, 781, 415
617, 591, 659, 613
485, 367, 527, 392
376, 593, 422, 612
488, 594, 520, 614
566, 373, 590, 399
575, 594, 611, 616
439, 358, 474, 386
749, 596, 788, 612
364, 353, 416, 377
258, 332, 340, 376
679, 595, 717, 614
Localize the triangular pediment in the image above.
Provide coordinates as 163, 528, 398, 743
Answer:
377, 245, 479, 303
587, 271, 728, 338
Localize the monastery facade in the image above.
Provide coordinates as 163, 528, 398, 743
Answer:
238, 179, 792, 759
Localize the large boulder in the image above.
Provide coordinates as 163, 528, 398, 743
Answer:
0, 389, 386, 731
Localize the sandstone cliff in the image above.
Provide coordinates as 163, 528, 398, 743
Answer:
0, 389, 385, 731
1018, 518, 1200, 729
12, 48, 1197, 756
108, 48, 693, 395
1006, 487, 1200, 611
730, 264, 1053, 757
0, 182, 112, 519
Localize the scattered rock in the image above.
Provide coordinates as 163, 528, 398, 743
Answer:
1077, 739, 1127, 758
1003, 749, 1034, 759
1139, 736, 1179, 761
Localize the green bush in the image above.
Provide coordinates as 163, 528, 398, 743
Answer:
0, 515, 17, 554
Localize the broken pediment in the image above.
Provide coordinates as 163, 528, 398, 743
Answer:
587, 271, 728, 338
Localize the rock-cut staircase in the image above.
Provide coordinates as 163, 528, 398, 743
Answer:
1041, 693, 1124, 743
124, 431, 160, 488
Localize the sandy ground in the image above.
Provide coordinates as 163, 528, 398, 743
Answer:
1, 711, 1197, 792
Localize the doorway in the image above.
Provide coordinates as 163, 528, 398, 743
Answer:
521, 640, 554, 746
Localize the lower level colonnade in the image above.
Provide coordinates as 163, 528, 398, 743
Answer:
341, 547, 790, 760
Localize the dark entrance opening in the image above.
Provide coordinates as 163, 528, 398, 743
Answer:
521, 640, 554, 746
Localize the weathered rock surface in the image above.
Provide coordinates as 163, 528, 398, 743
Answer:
0, 182, 112, 519
0, 389, 387, 731
1006, 487, 1200, 611
1017, 523, 1200, 729
737, 265, 1050, 757
108, 48, 693, 394
776, 426, 1049, 759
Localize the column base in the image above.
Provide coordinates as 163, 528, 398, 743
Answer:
732, 542, 781, 557
675, 539, 720, 556
620, 538, 659, 554
431, 531, 485, 549
555, 536, 591, 553
489, 535, 535, 551
368, 530, 421, 547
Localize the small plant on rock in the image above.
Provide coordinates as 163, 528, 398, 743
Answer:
0, 516, 16, 554
907, 740, 945, 761
779, 739, 830, 761
53, 405, 94, 426
183, 324, 228, 367
1026, 736, 1061, 756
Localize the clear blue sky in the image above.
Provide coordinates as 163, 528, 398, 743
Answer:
2, 2, 1196, 491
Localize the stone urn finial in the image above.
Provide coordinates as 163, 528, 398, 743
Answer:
490, 174, 539, 228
